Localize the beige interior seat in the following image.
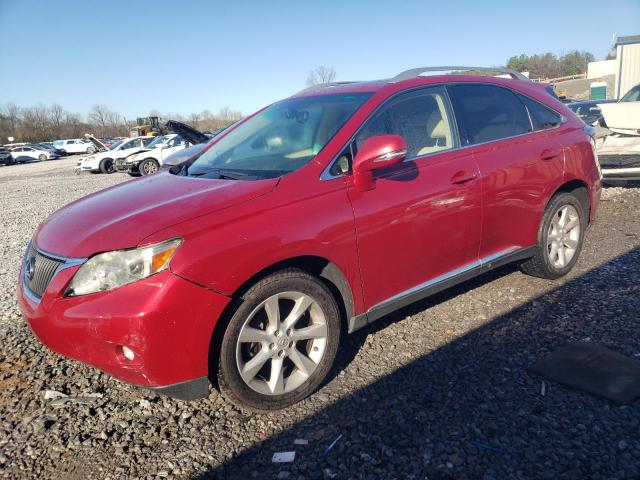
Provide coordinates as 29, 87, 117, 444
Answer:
417, 95, 453, 156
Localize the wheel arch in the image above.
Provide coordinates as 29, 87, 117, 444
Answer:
551, 179, 590, 222
206, 255, 354, 383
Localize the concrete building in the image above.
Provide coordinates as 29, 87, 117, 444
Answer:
615, 35, 640, 98
587, 60, 616, 79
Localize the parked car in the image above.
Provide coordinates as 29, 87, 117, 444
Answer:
594, 83, 640, 183
75, 136, 155, 174
568, 99, 618, 125
125, 133, 188, 175
34, 143, 65, 157
0, 145, 15, 166
10, 145, 60, 162
52, 139, 96, 155
18, 66, 601, 411
158, 120, 216, 170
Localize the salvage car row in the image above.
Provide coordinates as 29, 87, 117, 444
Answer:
74, 121, 221, 175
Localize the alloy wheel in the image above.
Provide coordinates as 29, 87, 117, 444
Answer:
546, 204, 580, 268
235, 291, 328, 396
143, 161, 158, 174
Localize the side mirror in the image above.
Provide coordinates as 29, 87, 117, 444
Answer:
353, 134, 407, 191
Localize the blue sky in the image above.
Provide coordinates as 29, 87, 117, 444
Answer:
1, 0, 638, 119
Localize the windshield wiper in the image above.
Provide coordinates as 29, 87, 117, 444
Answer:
189, 168, 258, 180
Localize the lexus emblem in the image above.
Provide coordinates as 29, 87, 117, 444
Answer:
25, 256, 36, 281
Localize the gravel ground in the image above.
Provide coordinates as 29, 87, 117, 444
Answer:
1, 158, 639, 479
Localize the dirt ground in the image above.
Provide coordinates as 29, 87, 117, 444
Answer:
1, 157, 639, 479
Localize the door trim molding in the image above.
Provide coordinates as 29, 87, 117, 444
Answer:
347, 246, 536, 333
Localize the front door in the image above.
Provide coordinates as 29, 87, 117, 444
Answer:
346, 86, 482, 312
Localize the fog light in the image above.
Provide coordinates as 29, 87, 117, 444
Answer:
121, 346, 135, 361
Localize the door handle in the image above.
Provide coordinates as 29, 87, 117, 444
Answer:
540, 148, 560, 161
450, 170, 478, 184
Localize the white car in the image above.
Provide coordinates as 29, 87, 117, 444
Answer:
74, 136, 156, 174
52, 138, 96, 155
10, 145, 60, 162
125, 134, 189, 175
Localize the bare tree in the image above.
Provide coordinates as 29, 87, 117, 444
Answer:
306, 66, 337, 86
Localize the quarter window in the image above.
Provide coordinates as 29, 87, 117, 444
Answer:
355, 86, 455, 159
449, 84, 531, 145
518, 94, 561, 131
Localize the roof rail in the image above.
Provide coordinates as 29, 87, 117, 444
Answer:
391, 66, 529, 83
295, 81, 359, 95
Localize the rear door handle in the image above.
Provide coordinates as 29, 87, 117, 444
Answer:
540, 148, 560, 161
450, 170, 478, 184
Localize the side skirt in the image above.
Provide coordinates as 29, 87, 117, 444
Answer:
347, 246, 537, 333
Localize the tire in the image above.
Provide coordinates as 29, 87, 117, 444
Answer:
38, 154, 47, 162
521, 191, 587, 279
59, 149, 67, 155
86, 146, 95, 154
217, 268, 341, 411
99, 158, 115, 174
139, 158, 159, 176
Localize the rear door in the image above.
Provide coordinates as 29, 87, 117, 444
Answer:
347, 86, 482, 310
448, 83, 563, 260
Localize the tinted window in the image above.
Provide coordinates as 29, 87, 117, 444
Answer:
518, 94, 561, 131
355, 86, 455, 159
449, 84, 531, 145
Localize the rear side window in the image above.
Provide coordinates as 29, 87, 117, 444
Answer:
449, 84, 531, 145
517, 94, 561, 131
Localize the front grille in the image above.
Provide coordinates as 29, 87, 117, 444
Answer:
24, 244, 63, 298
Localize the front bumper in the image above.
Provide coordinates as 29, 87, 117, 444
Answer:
17, 250, 231, 400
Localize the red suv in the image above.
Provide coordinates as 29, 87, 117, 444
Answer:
18, 67, 601, 410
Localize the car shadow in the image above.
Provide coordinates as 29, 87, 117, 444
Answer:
196, 247, 640, 479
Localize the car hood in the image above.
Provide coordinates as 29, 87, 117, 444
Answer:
86, 135, 109, 153
34, 172, 279, 257
166, 120, 210, 145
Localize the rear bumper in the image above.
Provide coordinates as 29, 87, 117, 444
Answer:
18, 265, 231, 399
601, 167, 640, 181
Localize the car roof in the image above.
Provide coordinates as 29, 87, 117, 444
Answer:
290, 74, 544, 100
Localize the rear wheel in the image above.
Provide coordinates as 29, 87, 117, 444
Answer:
99, 158, 115, 174
521, 192, 586, 279
59, 149, 67, 155
139, 158, 159, 175
217, 269, 341, 411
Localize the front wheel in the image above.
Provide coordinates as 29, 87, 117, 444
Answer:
38, 154, 47, 161
521, 192, 586, 279
86, 146, 95, 154
99, 158, 115, 174
139, 158, 159, 175
217, 269, 341, 411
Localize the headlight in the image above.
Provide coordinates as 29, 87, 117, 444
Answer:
66, 238, 182, 296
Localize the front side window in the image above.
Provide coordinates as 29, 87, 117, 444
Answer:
517, 94, 561, 131
355, 86, 455, 159
449, 84, 531, 145
183, 93, 371, 179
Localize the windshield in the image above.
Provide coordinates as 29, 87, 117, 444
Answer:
145, 135, 169, 149
108, 140, 124, 150
183, 93, 371, 179
620, 85, 640, 103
